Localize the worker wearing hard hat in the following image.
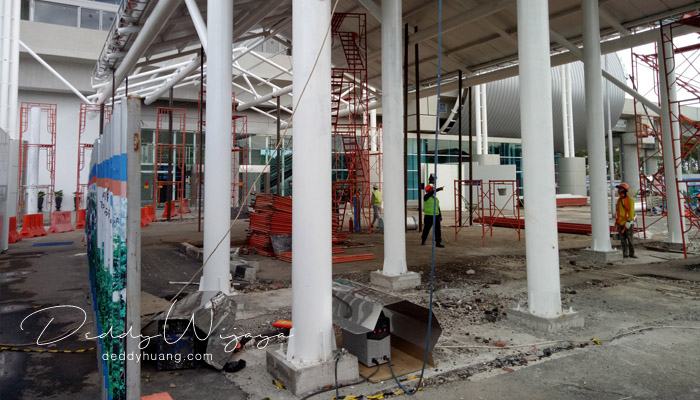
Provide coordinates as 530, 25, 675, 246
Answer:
615, 182, 636, 258
422, 184, 444, 248
370, 184, 382, 229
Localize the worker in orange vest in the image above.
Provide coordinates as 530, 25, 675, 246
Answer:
615, 182, 636, 258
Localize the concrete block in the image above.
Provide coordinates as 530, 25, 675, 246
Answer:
230, 259, 259, 282
370, 271, 421, 291
579, 248, 623, 263
507, 307, 584, 333
658, 241, 685, 252
266, 347, 359, 396
179, 242, 203, 261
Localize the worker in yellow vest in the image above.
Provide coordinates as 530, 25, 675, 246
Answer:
615, 182, 636, 258
422, 184, 444, 248
371, 184, 382, 229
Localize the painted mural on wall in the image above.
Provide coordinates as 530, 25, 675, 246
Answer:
86, 105, 128, 400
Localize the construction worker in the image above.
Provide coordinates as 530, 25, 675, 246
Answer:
615, 182, 636, 258
422, 184, 444, 248
371, 184, 382, 229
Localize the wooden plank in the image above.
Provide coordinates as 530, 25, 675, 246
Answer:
141, 291, 170, 317
358, 345, 426, 383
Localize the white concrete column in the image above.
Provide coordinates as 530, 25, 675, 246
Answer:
380, 0, 407, 276
0, 0, 12, 132
658, 26, 684, 243
583, 0, 613, 252
481, 84, 488, 155
566, 64, 575, 156
622, 142, 640, 195
26, 107, 40, 215
560, 66, 570, 158
645, 152, 659, 176
474, 84, 482, 155
199, 0, 233, 294
369, 109, 377, 152
517, 0, 562, 319
8, 0, 19, 140
286, 0, 333, 364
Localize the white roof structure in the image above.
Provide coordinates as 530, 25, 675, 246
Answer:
90, 0, 700, 123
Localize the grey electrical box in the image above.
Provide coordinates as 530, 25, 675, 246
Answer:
341, 313, 391, 366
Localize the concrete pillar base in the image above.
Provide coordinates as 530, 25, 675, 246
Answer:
370, 271, 421, 291
475, 154, 501, 166
658, 241, 685, 252
266, 347, 359, 396
507, 307, 584, 333
579, 248, 623, 263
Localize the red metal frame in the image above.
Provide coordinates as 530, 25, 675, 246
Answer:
232, 114, 248, 207
153, 107, 187, 219
454, 179, 485, 246
331, 13, 371, 233
76, 104, 112, 210
486, 180, 521, 240
17, 103, 57, 220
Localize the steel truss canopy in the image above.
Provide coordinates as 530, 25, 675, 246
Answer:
91, 0, 700, 123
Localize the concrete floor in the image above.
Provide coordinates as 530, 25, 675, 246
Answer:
1, 208, 699, 399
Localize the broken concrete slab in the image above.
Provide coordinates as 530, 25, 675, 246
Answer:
370, 270, 421, 291
266, 346, 359, 396
507, 307, 584, 333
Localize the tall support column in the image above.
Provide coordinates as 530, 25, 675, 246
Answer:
0, 0, 11, 131
658, 26, 684, 244
583, 0, 614, 254
480, 84, 488, 155
369, 109, 377, 152
560, 66, 570, 158
199, 0, 233, 294
474, 85, 482, 155
380, 0, 407, 276
26, 107, 40, 215
566, 64, 575, 156
516, 0, 562, 319
8, 0, 19, 140
286, 0, 333, 363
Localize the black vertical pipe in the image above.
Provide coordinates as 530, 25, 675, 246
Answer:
458, 70, 463, 225
414, 26, 422, 232
403, 23, 409, 230
166, 88, 174, 221
125, 77, 129, 98
198, 48, 204, 232
276, 96, 281, 195
99, 104, 104, 136
111, 69, 115, 110
469, 85, 473, 226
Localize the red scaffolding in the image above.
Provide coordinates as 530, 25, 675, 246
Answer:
232, 113, 248, 207
632, 15, 700, 257
76, 104, 112, 210
153, 107, 187, 220
17, 103, 57, 220
331, 13, 371, 233
453, 179, 485, 246
485, 180, 521, 240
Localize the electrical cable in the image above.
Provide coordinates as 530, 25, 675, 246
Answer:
301, 359, 380, 400
143, 0, 342, 329
385, 0, 443, 395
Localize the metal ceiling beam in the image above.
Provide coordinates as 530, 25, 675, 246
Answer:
598, 7, 630, 36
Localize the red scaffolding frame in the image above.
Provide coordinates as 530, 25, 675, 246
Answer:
331, 13, 371, 233
76, 104, 112, 210
17, 102, 57, 220
486, 180, 521, 240
232, 113, 249, 207
153, 107, 187, 220
632, 15, 700, 257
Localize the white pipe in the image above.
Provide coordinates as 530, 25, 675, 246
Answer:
380, 0, 407, 276
237, 85, 293, 111
370, 109, 377, 152
199, 0, 233, 294
566, 64, 575, 156
659, 26, 684, 244
481, 84, 488, 155
144, 56, 201, 105
19, 41, 91, 104
7, 0, 19, 140
184, 0, 207, 53
605, 56, 615, 215
583, 0, 613, 252
26, 107, 40, 215
96, 0, 183, 104
286, 0, 333, 364
0, 0, 11, 132
517, 0, 562, 319
560, 66, 570, 158
474, 85, 482, 155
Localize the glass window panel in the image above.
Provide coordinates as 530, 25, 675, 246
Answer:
34, 1, 78, 27
101, 11, 116, 31
81, 8, 100, 30
94, 0, 121, 4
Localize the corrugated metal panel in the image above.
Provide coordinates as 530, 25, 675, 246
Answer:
448, 53, 626, 153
